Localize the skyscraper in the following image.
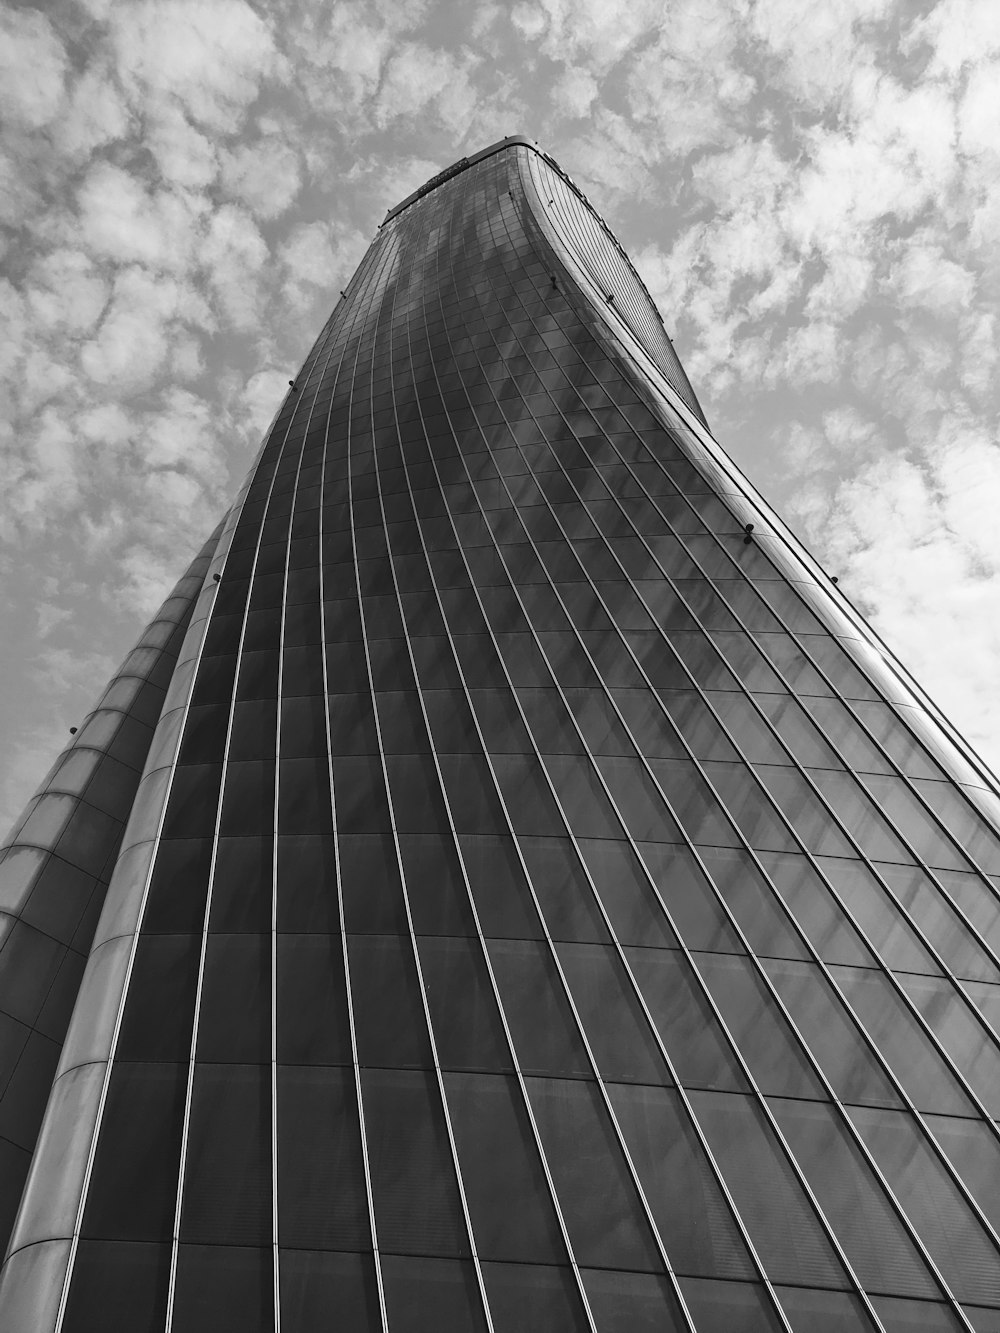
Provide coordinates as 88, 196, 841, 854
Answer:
1, 134, 1000, 1331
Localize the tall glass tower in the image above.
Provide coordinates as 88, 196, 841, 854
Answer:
2, 137, 1000, 1333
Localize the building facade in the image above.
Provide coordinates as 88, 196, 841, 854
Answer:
2, 137, 1000, 1331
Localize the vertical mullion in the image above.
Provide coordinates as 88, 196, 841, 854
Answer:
160, 387, 313, 1333
313, 226, 404, 1333
497, 167, 988, 1324
402, 167, 606, 1332
353, 200, 495, 1330
52, 511, 239, 1330
490, 223, 1000, 1259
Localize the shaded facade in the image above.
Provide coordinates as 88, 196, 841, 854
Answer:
2, 137, 1000, 1331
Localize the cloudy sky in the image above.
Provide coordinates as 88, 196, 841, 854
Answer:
2, 0, 1000, 831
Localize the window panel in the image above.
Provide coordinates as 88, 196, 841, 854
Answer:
348, 935, 433, 1068
698, 846, 808, 958
180, 1064, 270, 1246
81, 1063, 186, 1242
850, 1105, 1000, 1307
418, 936, 512, 1071
819, 858, 941, 974
556, 943, 669, 1084
677, 1277, 783, 1332
487, 939, 592, 1077
444, 1072, 567, 1264
626, 947, 748, 1092
696, 953, 826, 1099
832, 967, 974, 1116
608, 1082, 755, 1279
482, 1261, 588, 1333
527, 1076, 663, 1272
380, 1256, 486, 1332
362, 1069, 469, 1258
276, 1066, 369, 1249
897, 974, 1000, 1115
276, 934, 352, 1065
770, 1098, 939, 1298
688, 1089, 849, 1289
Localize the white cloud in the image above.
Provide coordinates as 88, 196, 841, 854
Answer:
0, 8, 68, 129
110, 0, 278, 133
75, 163, 203, 271
373, 43, 481, 133
220, 137, 302, 218
552, 67, 598, 119
58, 68, 132, 159
890, 240, 976, 316
147, 104, 219, 189
199, 204, 268, 329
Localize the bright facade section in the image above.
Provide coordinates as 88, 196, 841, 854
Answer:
2, 138, 1000, 1331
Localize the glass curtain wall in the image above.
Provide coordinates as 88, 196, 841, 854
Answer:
2, 140, 1000, 1333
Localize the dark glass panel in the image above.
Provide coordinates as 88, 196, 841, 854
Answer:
818, 856, 940, 973
850, 1105, 1000, 1306
116, 935, 200, 1061
348, 934, 432, 1068
81, 1063, 186, 1242
625, 946, 747, 1091
774, 1285, 879, 1332
418, 936, 511, 1071
696, 953, 826, 1099
332, 755, 391, 834
698, 845, 807, 957
172, 1244, 272, 1333
638, 842, 742, 951
399, 833, 476, 935
648, 759, 743, 850
362, 1068, 469, 1257
340, 832, 407, 934
925, 1113, 1000, 1233
63, 1240, 171, 1333
458, 833, 543, 939
519, 835, 610, 942
218, 759, 274, 837
578, 838, 678, 947
581, 1269, 686, 1333
180, 1064, 270, 1246
483, 1262, 589, 1333
832, 967, 974, 1115
278, 756, 333, 834
608, 1082, 755, 1279
279, 695, 328, 758
438, 753, 507, 833
276, 1066, 369, 1249
761, 958, 902, 1107
759, 851, 875, 966
143, 838, 213, 933
195, 934, 268, 1063
678, 1277, 783, 1331
492, 753, 565, 835
276, 934, 352, 1065
487, 939, 592, 1077
897, 973, 1000, 1115
878, 863, 1000, 983
445, 1072, 566, 1264
770, 1098, 939, 1298
275, 835, 339, 933
870, 1295, 966, 1331
556, 942, 668, 1083
380, 1256, 486, 1333
527, 1076, 663, 1271
688, 1089, 849, 1288
225, 699, 277, 762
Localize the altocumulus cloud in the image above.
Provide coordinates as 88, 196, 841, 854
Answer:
1, 0, 1000, 831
